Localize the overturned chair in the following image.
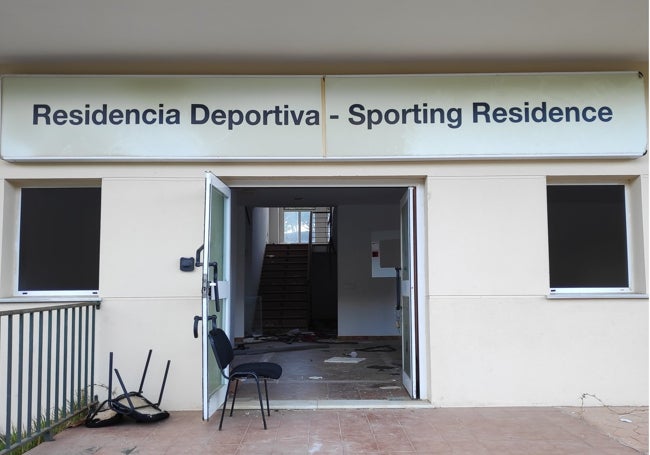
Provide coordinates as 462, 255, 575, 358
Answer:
208, 327, 282, 430
86, 350, 170, 427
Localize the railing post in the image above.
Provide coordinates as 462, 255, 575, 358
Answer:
27, 313, 34, 438
5, 315, 13, 451
37, 311, 44, 433
63, 308, 69, 418
90, 305, 96, 404
84, 306, 90, 407
17, 314, 24, 447
46, 310, 53, 430
54, 309, 61, 422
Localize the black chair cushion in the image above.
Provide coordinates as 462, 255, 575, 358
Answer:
231, 362, 282, 380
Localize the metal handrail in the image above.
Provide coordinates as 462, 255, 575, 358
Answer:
1, 300, 100, 454
309, 208, 332, 245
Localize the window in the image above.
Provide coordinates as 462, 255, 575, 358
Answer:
283, 209, 311, 243
282, 208, 332, 244
18, 187, 101, 295
547, 184, 629, 293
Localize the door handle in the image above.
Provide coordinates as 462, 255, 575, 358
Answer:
195, 245, 204, 267
193, 314, 218, 338
208, 282, 221, 312
193, 315, 202, 338
395, 267, 402, 310
209, 261, 219, 302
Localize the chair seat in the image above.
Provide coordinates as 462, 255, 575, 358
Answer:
231, 362, 282, 380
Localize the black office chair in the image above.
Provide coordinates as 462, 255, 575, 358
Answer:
208, 327, 282, 430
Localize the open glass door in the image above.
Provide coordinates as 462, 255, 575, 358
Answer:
196, 171, 231, 420
400, 187, 418, 398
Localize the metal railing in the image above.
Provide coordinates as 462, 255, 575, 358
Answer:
1, 301, 100, 454
309, 208, 332, 245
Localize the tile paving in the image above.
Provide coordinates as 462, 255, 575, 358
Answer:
26, 406, 647, 454
24, 338, 648, 454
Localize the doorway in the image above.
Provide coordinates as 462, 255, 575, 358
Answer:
228, 185, 423, 403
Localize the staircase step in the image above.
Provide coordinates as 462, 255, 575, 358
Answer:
260, 298, 309, 306
259, 284, 309, 291
255, 243, 312, 334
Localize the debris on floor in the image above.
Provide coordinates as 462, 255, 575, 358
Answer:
366, 364, 398, 371
324, 356, 366, 363
357, 344, 396, 352
234, 328, 361, 355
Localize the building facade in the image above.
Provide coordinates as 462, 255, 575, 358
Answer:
0, 2, 647, 417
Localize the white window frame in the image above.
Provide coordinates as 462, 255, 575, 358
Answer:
13, 183, 101, 297
547, 180, 635, 296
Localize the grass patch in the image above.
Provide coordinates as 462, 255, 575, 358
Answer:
1, 400, 94, 455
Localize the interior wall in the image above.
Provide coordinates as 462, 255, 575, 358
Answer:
243, 207, 269, 336
337, 202, 401, 336
310, 250, 338, 330
268, 208, 281, 244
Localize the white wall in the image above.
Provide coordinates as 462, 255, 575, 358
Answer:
428, 296, 648, 406
337, 203, 401, 336
98, 177, 205, 411
0, 155, 647, 409
425, 175, 649, 406
428, 177, 549, 295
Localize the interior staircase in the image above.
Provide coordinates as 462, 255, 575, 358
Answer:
254, 243, 310, 335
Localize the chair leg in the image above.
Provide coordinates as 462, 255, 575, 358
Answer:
264, 379, 271, 416
219, 378, 232, 431
229, 379, 240, 416
254, 376, 267, 430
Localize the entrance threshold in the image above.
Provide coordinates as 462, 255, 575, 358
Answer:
228, 399, 433, 410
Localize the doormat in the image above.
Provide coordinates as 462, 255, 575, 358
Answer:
324, 357, 366, 363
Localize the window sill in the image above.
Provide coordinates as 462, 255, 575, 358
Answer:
0, 296, 102, 304
547, 293, 648, 300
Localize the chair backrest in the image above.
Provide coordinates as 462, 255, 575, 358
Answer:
208, 327, 235, 372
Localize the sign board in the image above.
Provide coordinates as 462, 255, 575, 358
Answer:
0, 76, 323, 160
0, 73, 646, 161
325, 73, 647, 159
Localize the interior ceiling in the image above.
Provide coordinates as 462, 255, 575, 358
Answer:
0, 0, 646, 67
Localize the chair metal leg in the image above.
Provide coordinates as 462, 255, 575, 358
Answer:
264, 379, 270, 416
254, 377, 267, 429
229, 379, 239, 416
218, 378, 232, 431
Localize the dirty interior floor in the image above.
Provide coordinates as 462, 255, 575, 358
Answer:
230, 336, 411, 401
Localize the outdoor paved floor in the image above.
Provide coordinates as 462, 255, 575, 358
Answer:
26, 405, 648, 454
24, 339, 647, 454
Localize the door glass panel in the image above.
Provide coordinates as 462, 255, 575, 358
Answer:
210, 186, 225, 281
206, 187, 223, 402
201, 172, 230, 420
401, 203, 410, 281
402, 295, 411, 379
400, 188, 417, 398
